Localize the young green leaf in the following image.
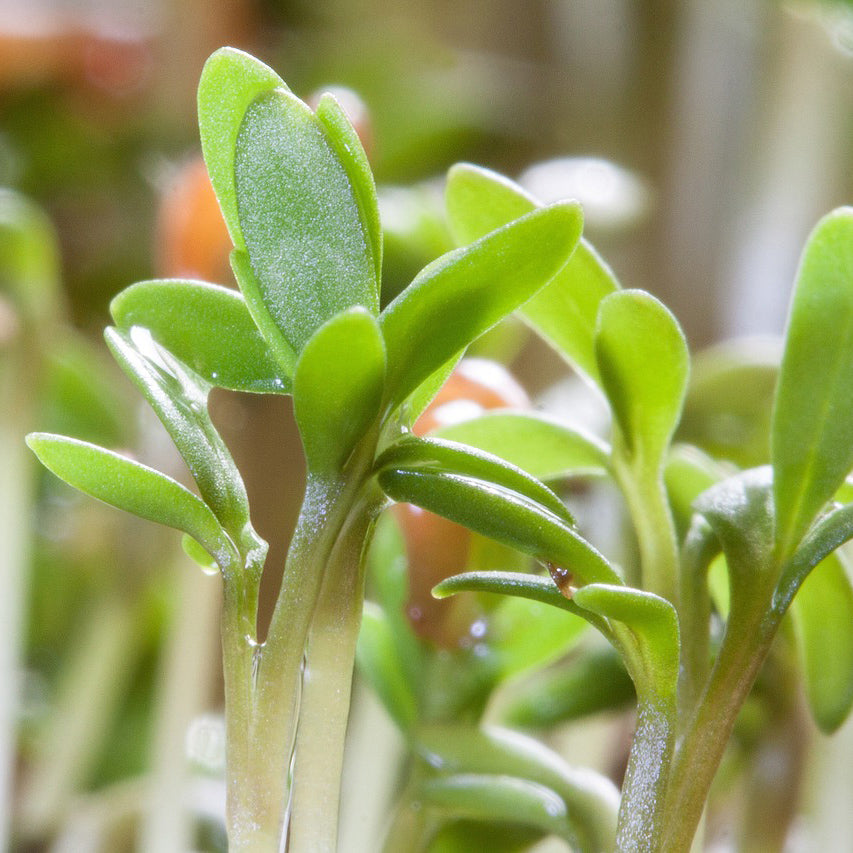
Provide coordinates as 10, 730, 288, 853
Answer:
445, 163, 620, 385
314, 93, 382, 286
357, 602, 418, 731
571, 584, 680, 699
498, 645, 635, 728
434, 572, 614, 642
230, 248, 298, 377
110, 279, 290, 394
380, 202, 583, 409
234, 89, 378, 353
416, 725, 619, 853
521, 240, 621, 387
772, 207, 853, 560
293, 307, 385, 473
418, 774, 575, 844
197, 47, 286, 247
791, 553, 853, 733
379, 469, 619, 586
375, 434, 575, 526
433, 411, 610, 481
26, 433, 236, 568
105, 327, 261, 557
445, 162, 538, 244
595, 289, 689, 468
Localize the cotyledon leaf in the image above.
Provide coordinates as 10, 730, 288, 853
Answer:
293, 307, 385, 473
104, 327, 260, 556
197, 47, 286, 248
314, 93, 382, 288
375, 433, 575, 526
110, 279, 290, 394
379, 468, 606, 579
416, 725, 619, 853
418, 774, 576, 844
234, 88, 378, 353
445, 163, 620, 386
26, 433, 237, 568
772, 207, 853, 560
433, 411, 610, 481
791, 552, 853, 733
595, 289, 689, 469
380, 201, 583, 410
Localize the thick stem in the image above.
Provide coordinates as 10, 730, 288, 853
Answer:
660, 606, 779, 851
287, 504, 377, 852
222, 429, 380, 851
614, 697, 676, 852
221, 575, 263, 849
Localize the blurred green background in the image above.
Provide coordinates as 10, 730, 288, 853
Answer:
2, 1, 853, 850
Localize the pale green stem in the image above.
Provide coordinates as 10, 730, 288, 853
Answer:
287, 504, 377, 852
660, 600, 779, 851
223, 431, 379, 851
677, 518, 717, 721
0, 353, 33, 850
613, 448, 679, 604
614, 696, 677, 852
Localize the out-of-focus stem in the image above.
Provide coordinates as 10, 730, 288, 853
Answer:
139, 560, 222, 853
17, 596, 137, 838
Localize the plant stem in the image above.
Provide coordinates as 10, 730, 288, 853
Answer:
677, 518, 717, 720
141, 558, 221, 853
659, 602, 779, 851
287, 502, 378, 852
222, 429, 380, 850
614, 452, 679, 604
614, 696, 676, 852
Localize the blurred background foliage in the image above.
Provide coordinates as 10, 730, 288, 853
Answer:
3, 1, 853, 850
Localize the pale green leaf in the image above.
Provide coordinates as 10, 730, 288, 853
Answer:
379, 469, 618, 586
293, 307, 385, 472
791, 552, 853, 733
375, 433, 575, 526
772, 207, 853, 560
234, 89, 377, 352
445, 163, 620, 385
110, 279, 290, 394
418, 774, 575, 843
26, 433, 236, 567
433, 411, 610, 481
380, 202, 583, 409
197, 47, 286, 248
595, 290, 689, 468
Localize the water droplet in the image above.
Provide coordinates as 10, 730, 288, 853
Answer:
469, 618, 487, 639
186, 713, 226, 773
